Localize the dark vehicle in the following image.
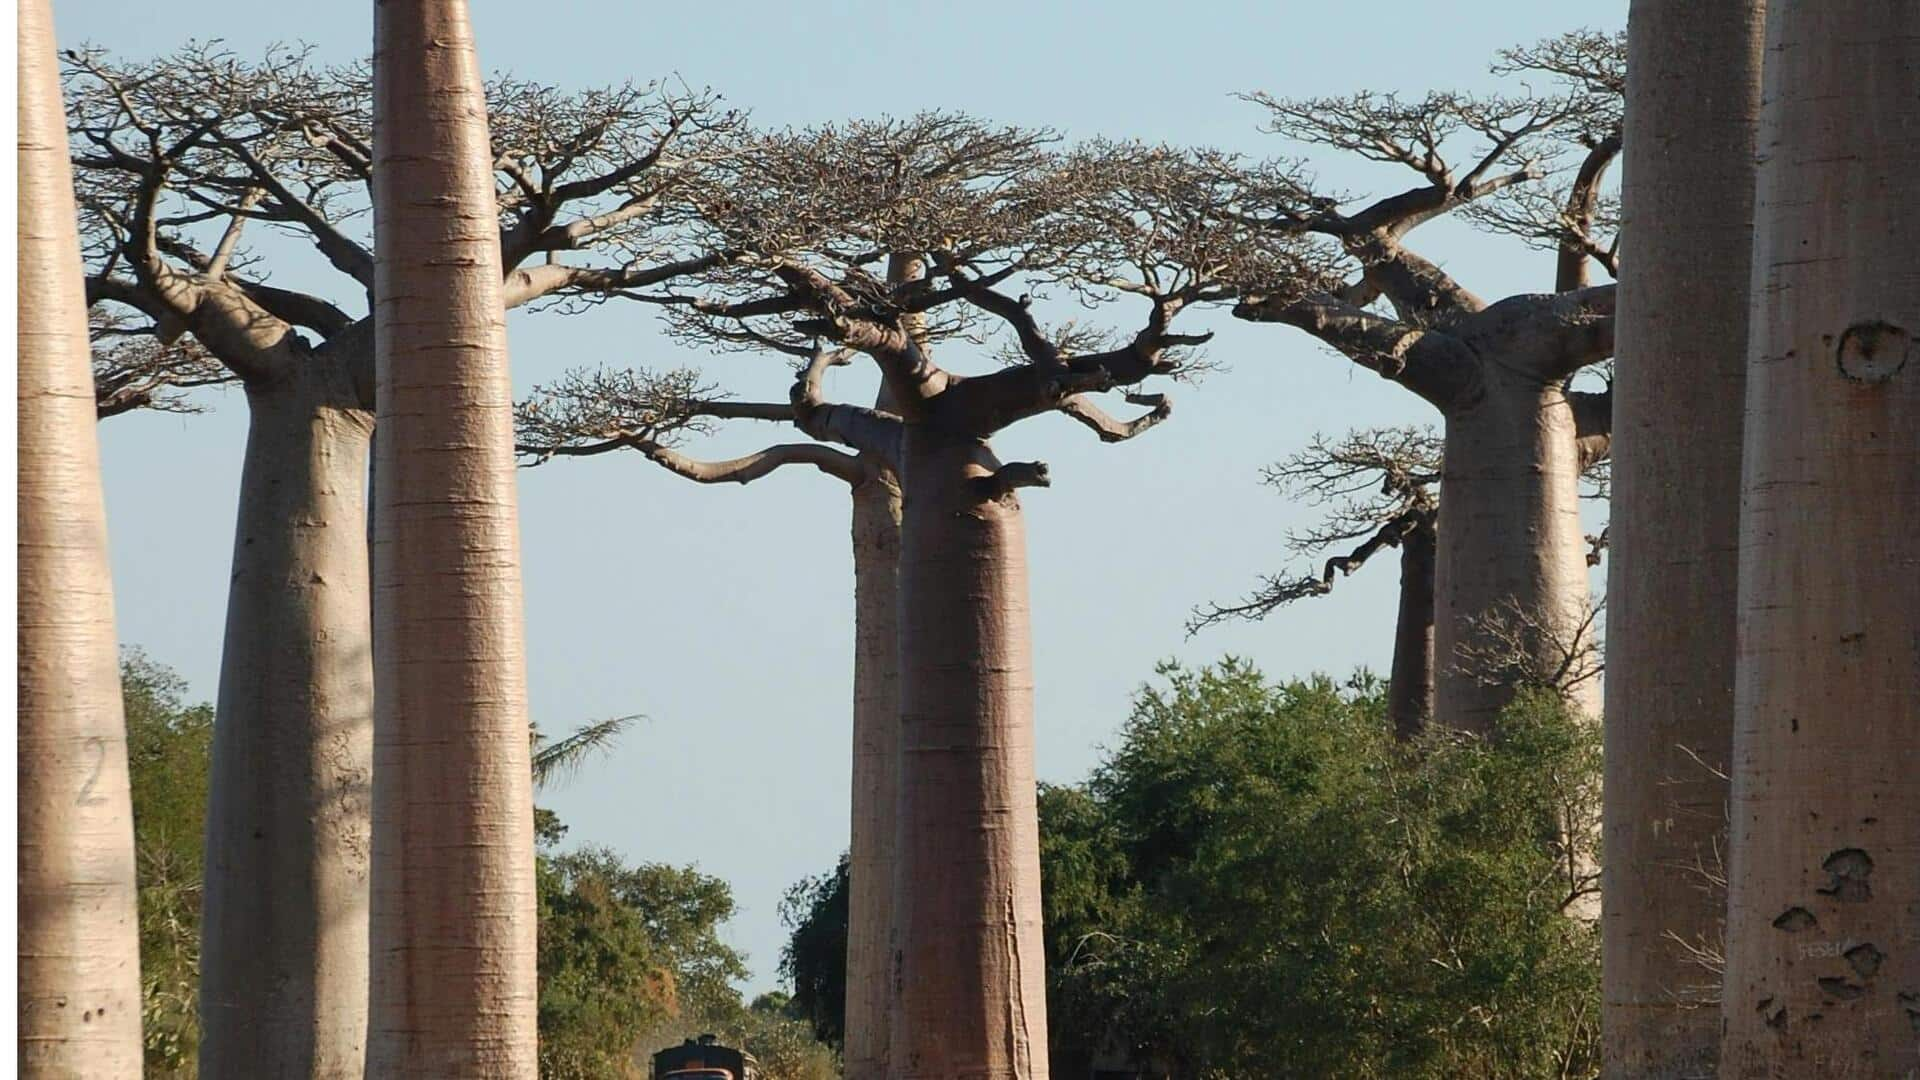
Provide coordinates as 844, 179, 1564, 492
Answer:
651, 1034, 759, 1080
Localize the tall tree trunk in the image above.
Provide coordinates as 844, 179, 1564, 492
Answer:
1720, 4, 1920, 1073
1388, 514, 1435, 740
843, 466, 901, 1080
198, 362, 374, 1080
16, 0, 146, 1073
367, 2, 536, 1074
1602, 3, 1763, 1076
1432, 374, 1597, 733
890, 430, 1049, 1079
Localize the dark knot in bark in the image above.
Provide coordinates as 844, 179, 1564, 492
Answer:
1834, 320, 1911, 385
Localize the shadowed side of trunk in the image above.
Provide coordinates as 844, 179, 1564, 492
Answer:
1388, 514, 1436, 740
1432, 373, 1597, 733
843, 467, 902, 1080
368, 1, 536, 1074
890, 430, 1048, 1079
199, 361, 374, 1079
1602, 3, 1763, 1075
1720, 4, 1920, 1074
16, 1, 146, 1074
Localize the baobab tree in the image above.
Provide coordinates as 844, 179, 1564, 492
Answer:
1193, 422, 1610, 738
17, 0, 144, 1075
66, 43, 734, 1075
1602, 2, 1764, 1076
1190, 428, 1441, 737
1720, 3, 1919, 1073
517, 255, 939, 1079
517, 358, 906, 1079
366, 0, 536, 1072
1218, 32, 1624, 732
632, 117, 1318, 1076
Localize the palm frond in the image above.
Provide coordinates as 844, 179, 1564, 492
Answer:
531, 714, 639, 789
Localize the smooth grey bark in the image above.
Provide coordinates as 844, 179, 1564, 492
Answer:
198, 357, 374, 1080
367, 1, 537, 1072
17, 0, 145, 1072
1432, 368, 1599, 731
843, 467, 902, 1080
1720, 2, 1920, 1073
889, 430, 1048, 1079
1601, 3, 1763, 1076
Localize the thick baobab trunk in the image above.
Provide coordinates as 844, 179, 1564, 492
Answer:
890, 431, 1049, 1079
17, 2, 146, 1074
1388, 515, 1435, 740
1432, 373, 1596, 733
1720, 5, 1920, 1074
368, 2, 537, 1075
199, 363, 374, 1079
842, 467, 901, 1080
1602, 3, 1763, 1076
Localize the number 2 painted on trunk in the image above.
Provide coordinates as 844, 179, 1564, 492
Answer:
76, 736, 107, 806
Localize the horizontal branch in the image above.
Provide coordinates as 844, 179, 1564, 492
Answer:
1237, 291, 1479, 411
523, 435, 866, 487
1058, 392, 1172, 443
502, 251, 735, 309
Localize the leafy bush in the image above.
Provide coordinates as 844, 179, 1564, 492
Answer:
1044, 661, 1601, 1079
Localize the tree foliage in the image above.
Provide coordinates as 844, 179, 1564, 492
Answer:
785, 660, 1604, 1079
1045, 662, 1600, 1079
779, 857, 850, 1048
116, 652, 831, 1080
121, 650, 214, 1076
535, 839, 747, 1078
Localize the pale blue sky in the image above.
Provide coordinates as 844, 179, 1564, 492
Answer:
62, 0, 1625, 993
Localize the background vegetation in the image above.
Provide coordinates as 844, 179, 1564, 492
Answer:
785, 662, 1602, 1079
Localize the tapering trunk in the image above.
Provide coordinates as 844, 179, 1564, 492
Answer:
842, 466, 901, 1080
1602, 3, 1763, 1075
1720, 4, 1920, 1073
16, 0, 146, 1073
198, 362, 374, 1080
368, 2, 536, 1074
1432, 374, 1597, 733
1387, 516, 1435, 740
890, 430, 1048, 1079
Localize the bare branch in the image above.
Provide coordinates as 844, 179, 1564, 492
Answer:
974, 460, 1051, 500
1236, 291, 1479, 410
1057, 392, 1171, 443
1452, 596, 1606, 700
1190, 427, 1441, 633
90, 307, 235, 418
1189, 504, 1434, 634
